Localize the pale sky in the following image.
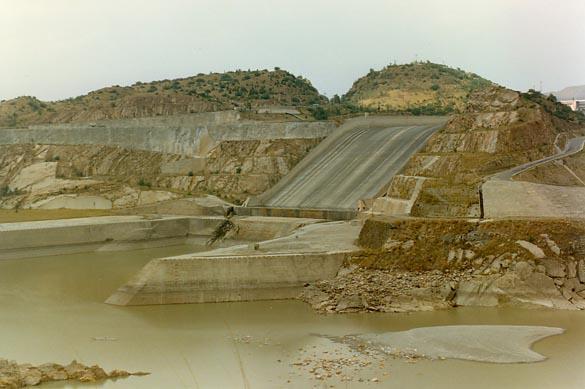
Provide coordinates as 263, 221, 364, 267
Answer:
1, 0, 584, 101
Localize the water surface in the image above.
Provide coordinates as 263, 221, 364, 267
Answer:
1, 247, 584, 388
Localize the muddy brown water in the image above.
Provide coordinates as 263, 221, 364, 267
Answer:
1, 246, 584, 388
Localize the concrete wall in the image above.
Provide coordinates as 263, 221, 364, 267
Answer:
232, 216, 320, 241
0, 214, 324, 259
0, 215, 225, 259
105, 251, 349, 305
235, 206, 356, 221
0, 111, 335, 157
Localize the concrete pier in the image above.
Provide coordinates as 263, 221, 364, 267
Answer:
107, 221, 361, 305
105, 251, 350, 305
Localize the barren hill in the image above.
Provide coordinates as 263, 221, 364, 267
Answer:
0, 69, 326, 128
343, 62, 493, 114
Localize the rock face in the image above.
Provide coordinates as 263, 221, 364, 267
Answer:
0, 359, 148, 388
454, 261, 576, 310
0, 137, 321, 209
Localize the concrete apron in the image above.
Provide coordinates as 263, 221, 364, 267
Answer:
105, 251, 351, 306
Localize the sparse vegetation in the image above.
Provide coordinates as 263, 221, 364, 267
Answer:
523, 89, 585, 124
0, 69, 327, 127
343, 61, 493, 114
309, 106, 329, 120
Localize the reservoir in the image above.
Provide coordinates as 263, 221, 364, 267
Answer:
1, 247, 584, 388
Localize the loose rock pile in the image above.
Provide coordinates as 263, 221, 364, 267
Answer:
299, 266, 467, 313
0, 359, 148, 388
291, 341, 387, 384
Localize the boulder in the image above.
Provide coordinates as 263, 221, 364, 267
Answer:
454, 276, 500, 307
539, 259, 566, 278
335, 295, 365, 312
439, 283, 457, 301
513, 261, 533, 279
464, 250, 476, 260
22, 368, 42, 386
541, 234, 561, 256
516, 240, 545, 259
454, 270, 575, 310
448, 248, 463, 263
564, 278, 585, 293
567, 261, 577, 278
578, 260, 585, 283
401, 240, 414, 250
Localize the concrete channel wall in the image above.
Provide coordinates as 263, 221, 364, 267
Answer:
0, 216, 225, 260
106, 251, 349, 305
0, 111, 335, 157
0, 215, 322, 260
236, 206, 357, 221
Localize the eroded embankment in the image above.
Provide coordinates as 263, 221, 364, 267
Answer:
301, 217, 585, 313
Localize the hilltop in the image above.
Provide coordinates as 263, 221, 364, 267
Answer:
0, 68, 327, 128
343, 62, 493, 114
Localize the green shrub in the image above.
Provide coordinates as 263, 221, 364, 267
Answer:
138, 178, 151, 187
309, 106, 329, 120
0, 186, 20, 197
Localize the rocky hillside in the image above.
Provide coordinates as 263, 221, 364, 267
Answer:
0, 69, 326, 128
344, 62, 493, 114
375, 85, 585, 218
0, 138, 321, 210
